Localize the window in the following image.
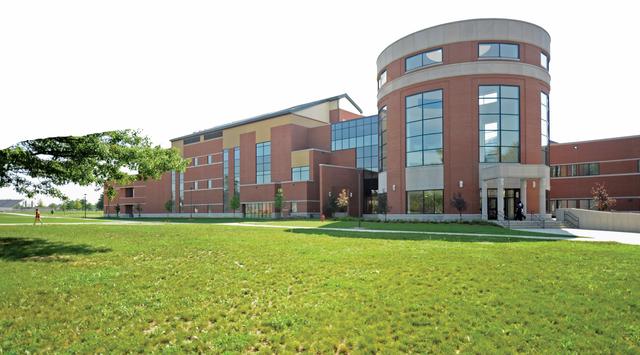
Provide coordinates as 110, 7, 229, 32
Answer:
541, 52, 549, 69
291, 166, 310, 181
193, 157, 199, 166
183, 136, 200, 145
244, 202, 273, 218
541, 92, 550, 165
223, 149, 229, 210
551, 163, 600, 177
407, 190, 444, 214
378, 70, 387, 89
207, 155, 213, 164
479, 85, 520, 163
406, 89, 443, 166
234, 147, 240, 195
478, 43, 519, 59
379, 106, 388, 171
179, 172, 184, 205
331, 116, 379, 171
405, 48, 443, 72
171, 171, 176, 206
124, 188, 134, 197
256, 142, 271, 184
208, 180, 213, 189
194, 181, 199, 190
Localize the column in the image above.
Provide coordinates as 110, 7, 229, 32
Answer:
481, 180, 488, 220
538, 177, 546, 218
520, 179, 527, 215
497, 178, 504, 221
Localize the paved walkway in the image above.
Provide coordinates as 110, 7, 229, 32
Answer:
521, 228, 640, 245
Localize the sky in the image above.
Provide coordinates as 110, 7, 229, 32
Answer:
1, 0, 639, 205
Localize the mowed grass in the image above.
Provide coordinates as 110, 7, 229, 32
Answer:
0, 213, 107, 224
0, 224, 638, 353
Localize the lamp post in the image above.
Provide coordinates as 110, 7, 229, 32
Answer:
83, 193, 87, 219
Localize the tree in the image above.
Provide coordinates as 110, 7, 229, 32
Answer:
450, 192, 467, 220
376, 192, 389, 221
105, 186, 117, 217
0, 129, 187, 199
135, 203, 142, 217
230, 194, 240, 217
73, 200, 82, 210
115, 204, 121, 218
48, 203, 57, 210
37, 199, 44, 207
96, 194, 104, 210
274, 188, 284, 218
336, 188, 350, 214
164, 199, 174, 217
591, 183, 616, 211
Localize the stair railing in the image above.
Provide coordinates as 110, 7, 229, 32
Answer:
563, 210, 580, 228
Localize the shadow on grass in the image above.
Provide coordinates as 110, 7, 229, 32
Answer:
284, 228, 566, 243
0, 237, 111, 262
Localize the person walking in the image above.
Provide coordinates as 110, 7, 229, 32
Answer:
33, 208, 43, 226
515, 200, 525, 221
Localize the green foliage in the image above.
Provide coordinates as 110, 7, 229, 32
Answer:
0, 129, 188, 198
336, 188, 349, 212
274, 188, 284, 213
164, 200, 174, 214
0, 223, 638, 352
376, 192, 389, 215
230, 194, 240, 214
96, 194, 104, 210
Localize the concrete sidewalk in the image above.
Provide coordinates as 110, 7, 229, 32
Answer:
521, 228, 640, 245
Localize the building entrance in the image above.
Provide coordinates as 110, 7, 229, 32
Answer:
487, 188, 521, 220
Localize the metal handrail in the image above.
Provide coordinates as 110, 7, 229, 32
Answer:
529, 213, 546, 229
564, 210, 580, 228
497, 211, 510, 229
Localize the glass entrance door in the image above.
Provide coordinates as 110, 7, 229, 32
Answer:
487, 188, 520, 220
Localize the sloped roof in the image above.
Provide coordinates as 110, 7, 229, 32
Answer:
171, 93, 362, 142
0, 199, 23, 208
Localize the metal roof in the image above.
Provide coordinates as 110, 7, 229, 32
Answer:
0, 199, 23, 208
171, 93, 362, 142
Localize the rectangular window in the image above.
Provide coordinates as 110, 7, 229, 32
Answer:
406, 190, 444, 214
379, 106, 387, 172
541, 92, 550, 165
207, 155, 213, 164
233, 147, 240, 195
223, 149, 229, 211
256, 141, 271, 184
331, 115, 379, 172
405, 48, 443, 72
171, 171, 176, 208
179, 172, 184, 205
541, 52, 549, 69
406, 89, 443, 166
479, 85, 520, 163
194, 181, 199, 190
124, 188, 134, 197
378, 70, 387, 89
193, 157, 199, 166
478, 43, 519, 59
291, 166, 310, 181
208, 179, 213, 189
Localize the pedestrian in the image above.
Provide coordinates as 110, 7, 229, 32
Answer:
516, 200, 525, 221
34, 208, 43, 226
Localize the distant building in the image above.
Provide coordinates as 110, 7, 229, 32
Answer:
0, 199, 24, 211
106, 18, 640, 219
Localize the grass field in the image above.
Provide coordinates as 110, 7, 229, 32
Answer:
0, 223, 638, 353
0, 213, 107, 224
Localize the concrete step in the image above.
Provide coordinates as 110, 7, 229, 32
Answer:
494, 220, 569, 229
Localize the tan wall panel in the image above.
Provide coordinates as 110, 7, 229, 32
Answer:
222, 114, 326, 149
291, 150, 311, 167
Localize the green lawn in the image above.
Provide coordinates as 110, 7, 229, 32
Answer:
0, 213, 107, 224
0, 223, 638, 353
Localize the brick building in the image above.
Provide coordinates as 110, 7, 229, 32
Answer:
106, 19, 639, 219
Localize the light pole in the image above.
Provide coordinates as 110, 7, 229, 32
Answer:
83, 193, 87, 219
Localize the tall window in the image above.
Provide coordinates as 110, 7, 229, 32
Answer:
478, 43, 519, 59
406, 89, 443, 167
291, 166, 310, 181
405, 48, 443, 72
379, 106, 388, 172
233, 147, 240, 195
331, 116, 379, 171
256, 142, 271, 184
179, 172, 184, 208
407, 190, 444, 214
171, 171, 176, 207
541, 52, 549, 70
377, 70, 387, 89
223, 149, 229, 211
541, 92, 550, 165
479, 85, 520, 163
